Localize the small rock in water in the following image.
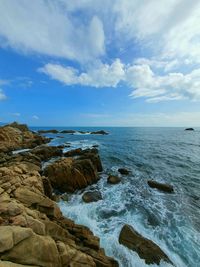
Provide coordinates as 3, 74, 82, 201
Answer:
147, 180, 174, 193
107, 175, 121, 184
118, 168, 129, 175
185, 128, 194, 131
60, 193, 69, 201
82, 191, 102, 203
119, 224, 173, 265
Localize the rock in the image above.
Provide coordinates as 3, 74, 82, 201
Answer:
64, 148, 103, 172
38, 129, 59, 134
82, 191, 102, 203
185, 128, 194, 131
44, 157, 99, 193
119, 224, 172, 265
107, 175, 121, 184
60, 193, 69, 202
90, 130, 108, 135
60, 130, 76, 134
0, 123, 49, 153
118, 168, 129, 175
8, 122, 29, 132
31, 145, 63, 161
147, 180, 174, 193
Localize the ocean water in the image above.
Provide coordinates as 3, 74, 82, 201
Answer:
33, 127, 200, 267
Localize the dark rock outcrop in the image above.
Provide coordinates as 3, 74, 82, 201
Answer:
82, 191, 102, 203
119, 224, 172, 265
90, 130, 108, 135
185, 128, 194, 131
147, 180, 174, 193
31, 145, 63, 161
107, 175, 121, 184
118, 168, 129, 175
60, 130, 76, 134
38, 129, 59, 134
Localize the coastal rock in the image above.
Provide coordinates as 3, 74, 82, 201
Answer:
185, 128, 194, 131
38, 129, 59, 134
0, 123, 49, 153
90, 130, 108, 135
119, 224, 172, 265
64, 148, 103, 172
82, 191, 102, 203
44, 157, 99, 192
107, 175, 121, 184
147, 180, 174, 193
118, 168, 129, 175
60, 130, 76, 134
31, 145, 63, 161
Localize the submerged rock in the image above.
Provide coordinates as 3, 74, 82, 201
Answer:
185, 128, 194, 131
147, 180, 174, 193
119, 224, 172, 265
107, 175, 121, 184
82, 191, 102, 203
118, 168, 129, 175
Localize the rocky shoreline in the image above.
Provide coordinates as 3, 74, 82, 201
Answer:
0, 122, 173, 266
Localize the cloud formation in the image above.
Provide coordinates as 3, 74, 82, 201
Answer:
0, 89, 7, 100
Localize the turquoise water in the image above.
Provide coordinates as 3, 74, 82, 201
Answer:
33, 127, 200, 267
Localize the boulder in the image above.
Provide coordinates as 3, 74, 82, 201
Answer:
147, 180, 174, 193
44, 157, 99, 192
107, 175, 121, 184
118, 168, 129, 175
82, 191, 102, 203
8, 122, 29, 132
119, 224, 172, 265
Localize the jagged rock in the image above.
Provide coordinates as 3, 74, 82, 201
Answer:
119, 224, 172, 265
118, 168, 129, 175
44, 157, 99, 193
8, 122, 29, 132
82, 191, 102, 203
31, 145, 63, 161
0, 123, 49, 153
107, 175, 121, 184
147, 180, 174, 193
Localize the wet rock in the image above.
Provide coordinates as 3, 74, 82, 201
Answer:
185, 128, 194, 131
119, 224, 172, 265
118, 168, 129, 175
107, 175, 121, 184
31, 145, 63, 161
82, 191, 102, 203
38, 129, 59, 134
60, 130, 76, 134
60, 193, 69, 202
90, 130, 108, 135
147, 180, 174, 193
44, 157, 99, 193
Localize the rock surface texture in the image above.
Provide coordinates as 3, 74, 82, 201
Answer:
119, 224, 172, 265
0, 123, 118, 267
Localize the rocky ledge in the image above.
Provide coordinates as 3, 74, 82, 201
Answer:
0, 122, 118, 267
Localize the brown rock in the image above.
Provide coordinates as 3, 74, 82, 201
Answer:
31, 145, 63, 161
107, 175, 121, 184
44, 157, 99, 193
38, 129, 59, 134
82, 191, 102, 203
147, 180, 174, 193
119, 224, 172, 265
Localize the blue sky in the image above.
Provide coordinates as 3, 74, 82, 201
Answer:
0, 0, 200, 126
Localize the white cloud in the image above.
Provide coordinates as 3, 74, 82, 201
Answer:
10, 113, 21, 117
39, 59, 125, 87
0, 89, 7, 100
0, 0, 105, 63
32, 115, 39, 120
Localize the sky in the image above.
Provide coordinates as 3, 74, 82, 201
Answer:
0, 0, 200, 126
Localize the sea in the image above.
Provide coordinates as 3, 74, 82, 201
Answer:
31, 127, 200, 267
